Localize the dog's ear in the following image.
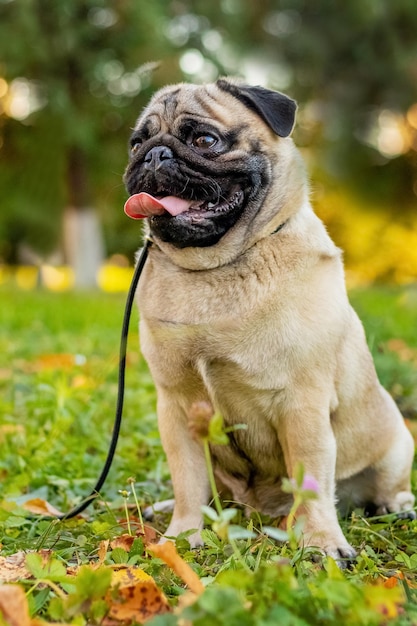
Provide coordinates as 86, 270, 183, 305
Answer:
216, 79, 297, 138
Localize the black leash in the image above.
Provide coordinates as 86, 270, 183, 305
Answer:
57, 238, 152, 520
54, 220, 286, 521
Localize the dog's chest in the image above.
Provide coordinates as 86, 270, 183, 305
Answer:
143, 286, 294, 395
139, 247, 299, 366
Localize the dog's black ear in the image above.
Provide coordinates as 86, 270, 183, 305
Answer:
216, 79, 297, 137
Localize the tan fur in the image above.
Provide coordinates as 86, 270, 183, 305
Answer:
133, 82, 415, 561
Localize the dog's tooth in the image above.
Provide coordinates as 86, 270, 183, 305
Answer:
207, 202, 216, 208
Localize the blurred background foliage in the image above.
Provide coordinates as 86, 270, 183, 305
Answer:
0, 0, 416, 285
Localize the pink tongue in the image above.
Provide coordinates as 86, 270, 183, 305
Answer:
124, 192, 193, 219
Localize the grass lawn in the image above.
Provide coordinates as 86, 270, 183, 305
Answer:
0, 285, 417, 625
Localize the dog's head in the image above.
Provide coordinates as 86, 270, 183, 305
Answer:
124, 79, 306, 268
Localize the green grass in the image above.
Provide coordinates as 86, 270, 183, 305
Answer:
0, 290, 167, 512
1, 285, 417, 624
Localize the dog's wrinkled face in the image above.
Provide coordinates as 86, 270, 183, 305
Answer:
124, 79, 297, 249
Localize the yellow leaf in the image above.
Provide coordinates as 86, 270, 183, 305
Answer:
111, 568, 154, 587
365, 583, 404, 620
106, 566, 170, 624
148, 541, 204, 595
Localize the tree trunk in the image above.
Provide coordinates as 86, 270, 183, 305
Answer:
63, 206, 105, 288
63, 51, 105, 288
63, 145, 105, 288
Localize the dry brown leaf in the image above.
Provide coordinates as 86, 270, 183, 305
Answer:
0, 552, 31, 583
0, 584, 31, 626
148, 541, 204, 595
97, 539, 110, 565
0, 586, 74, 626
110, 534, 135, 552
140, 524, 158, 544
105, 566, 170, 624
22, 498, 63, 517
117, 516, 158, 544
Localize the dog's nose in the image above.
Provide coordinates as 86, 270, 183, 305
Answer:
143, 145, 174, 170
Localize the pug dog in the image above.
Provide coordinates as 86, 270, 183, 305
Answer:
123, 78, 415, 562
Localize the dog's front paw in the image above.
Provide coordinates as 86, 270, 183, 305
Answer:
160, 530, 203, 549
163, 517, 204, 549
304, 525, 357, 569
310, 541, 357, 569
323, 542, 357, 568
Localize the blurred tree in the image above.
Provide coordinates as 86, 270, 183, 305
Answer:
177, 0, 417, 208
1, 0, 416, 282
0, 0, 180, 283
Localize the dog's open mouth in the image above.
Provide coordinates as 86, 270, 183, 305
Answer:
124, 188, 244, 221
124, 182, 250, 248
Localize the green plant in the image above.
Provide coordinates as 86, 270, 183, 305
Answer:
0, 287, 417, 625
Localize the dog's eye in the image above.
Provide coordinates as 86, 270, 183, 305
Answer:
192, 134, 218, 150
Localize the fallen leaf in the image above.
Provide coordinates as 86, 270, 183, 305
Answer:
34, 353, 85, 371
140, 525, 158, 544
148, 541, 204, 595
0, 578, 75, 626
112, 567, 157, 587
384, 576, 399, 589
117, 518, 158, 544
365, 582, 404, 620
0, 584, 31, 626
110, 534, 135, 552
380, 571, 417, 590
22, 498, 63, 517
98, 540, 110, 565
105, 566, 170, 624
0, 552, 31, 583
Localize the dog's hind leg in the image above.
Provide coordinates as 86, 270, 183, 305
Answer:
337, 394, 415, 519
366, 417, 415, 518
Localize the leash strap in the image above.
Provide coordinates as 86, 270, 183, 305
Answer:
55, 219, 285, 520
58, 238, 152, 520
